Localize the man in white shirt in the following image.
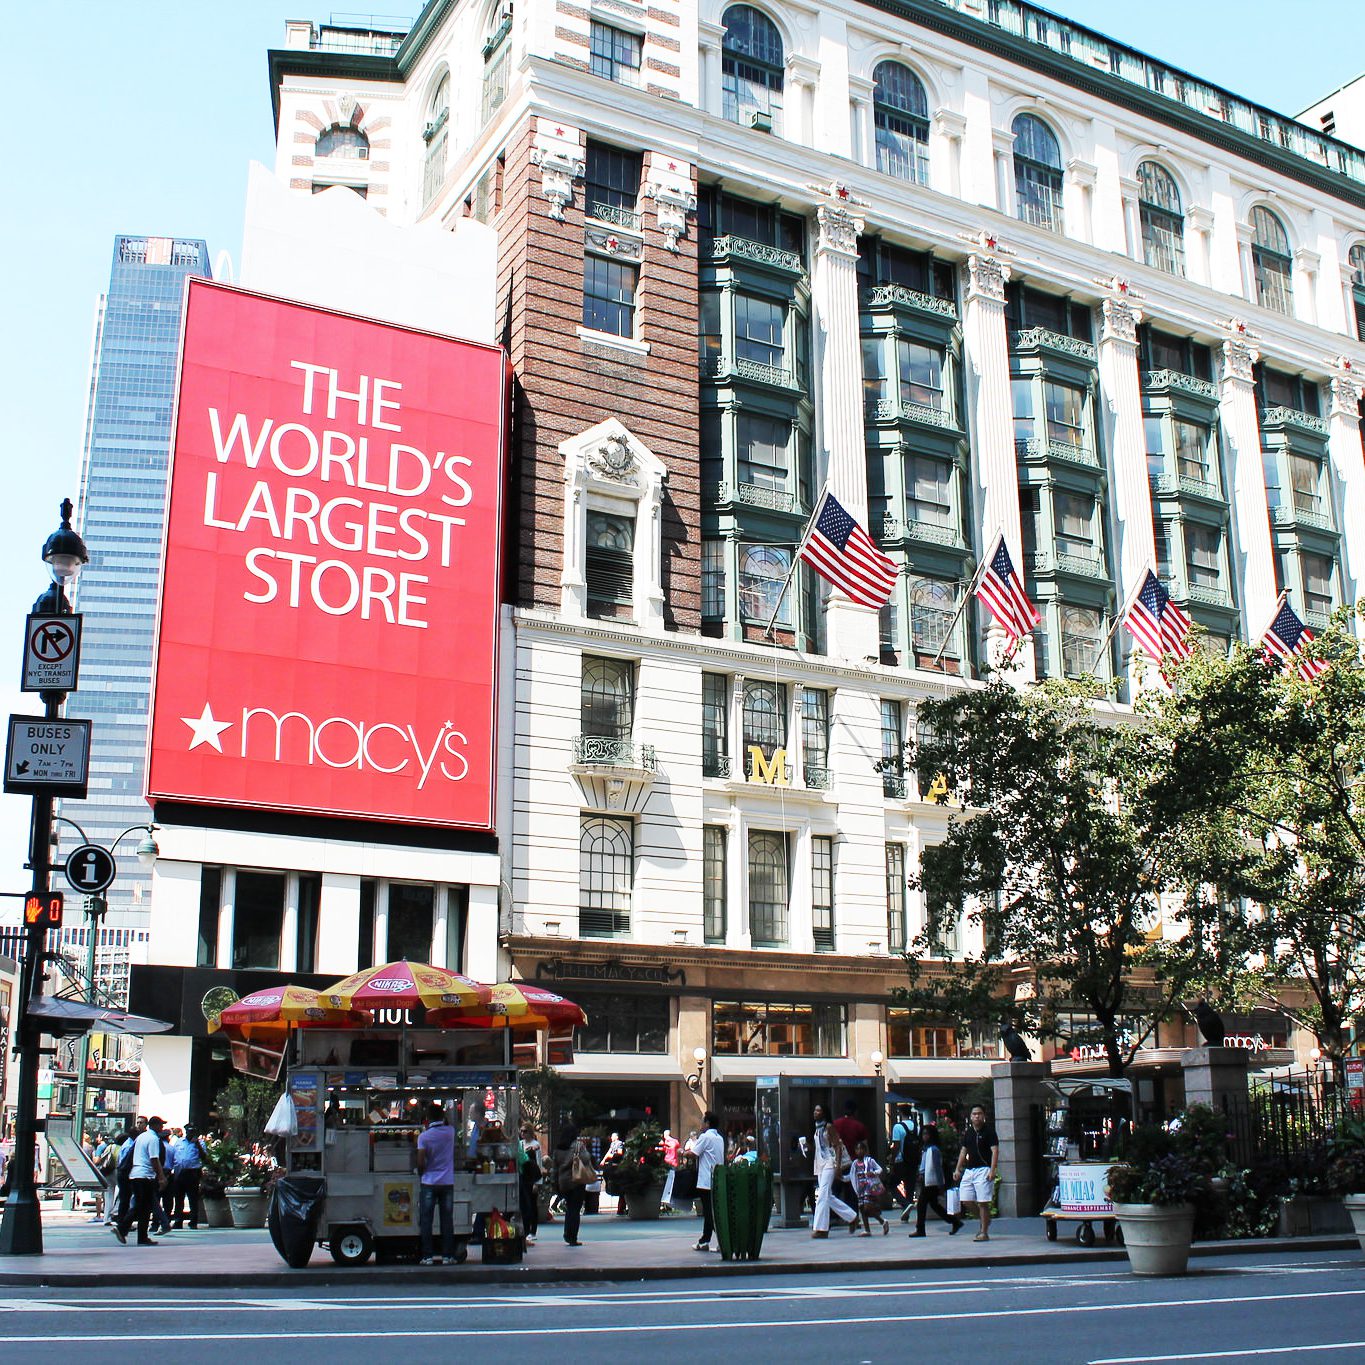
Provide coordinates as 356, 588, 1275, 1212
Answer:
113, 1115, 167, 1245
685, 1111, 725, 1252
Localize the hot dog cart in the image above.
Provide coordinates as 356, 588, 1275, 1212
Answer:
282, 1023, 521, 1265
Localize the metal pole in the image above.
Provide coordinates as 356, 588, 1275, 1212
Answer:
72, 895, 107, 1147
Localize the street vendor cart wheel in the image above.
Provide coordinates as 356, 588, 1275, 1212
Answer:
1076, 1221, 1096, 1247
329, 1227, 375, 1266
1045, 1218, 1058, 1241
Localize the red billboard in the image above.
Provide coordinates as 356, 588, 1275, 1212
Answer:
147, 280, 506, 830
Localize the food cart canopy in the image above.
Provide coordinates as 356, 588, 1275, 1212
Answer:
27, 996, 172, 1037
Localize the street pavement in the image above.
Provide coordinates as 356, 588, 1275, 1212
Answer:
0, 1247, 1360, 1362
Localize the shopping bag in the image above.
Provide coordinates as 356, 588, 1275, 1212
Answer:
264, 1092, 298, 1137
946, 1187, 962, 1217
671, 1162, 698, 1204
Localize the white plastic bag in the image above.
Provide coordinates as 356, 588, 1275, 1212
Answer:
946, 1187, 962, 1217
264, 1091, 298, 1137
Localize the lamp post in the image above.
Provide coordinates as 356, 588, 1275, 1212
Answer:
686, 1045, 708, 1098
55, 816, 159, 1144
0, 501, 89, 1257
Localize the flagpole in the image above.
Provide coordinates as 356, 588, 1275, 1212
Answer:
765, 483, 828, 639
930, 528, 999, 668
1256, 588, 1290, 643
1099, 570, 1151, 658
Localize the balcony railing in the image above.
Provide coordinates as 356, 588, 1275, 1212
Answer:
706, 481, 799, 514
1014, 436, 1099, 468
1143, 369, 1219, 402
862, 284, 958, 320
585, 200, 643, 232
863, 396, 956, 430
701, 355, 800, 390
881, 515, 965, 549
1186, 583, 1233, 608
1271, 503, 1333, 533
1152, 471, 1221, 500
882, 773, 908, 799
703, 753, 732, 779
803, 764, 832, 791
705, 235, 804, 275
1260, 406, 1329, 437
1030, 551, 1107, 580
572, 736, 657, 769
1011, 327, 1098, 364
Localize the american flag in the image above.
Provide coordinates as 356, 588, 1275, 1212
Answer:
1262, 598, 1328, 681
974, 535, 1041, 645
1125, 570, 1193, 664
798, 492, 898, 609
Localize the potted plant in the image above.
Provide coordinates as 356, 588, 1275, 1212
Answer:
1108, 1126, 1205, 1276
199, 1135, 241, 1228
612, 1123, 670, 1220
225, 1143, 277, 1229
1326, 1110, 1365, 1251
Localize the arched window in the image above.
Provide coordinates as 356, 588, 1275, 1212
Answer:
316, 125, 369, 160
872, 61, 929, 185
422, 73, 450, 206
1012, 113, 1063, 232
1250, 206, 1293, 314
738, 543, 791, 625
1060, 605, 1103, 678
746, 831, 789, 945
1137, 162, 1184, 275
1350, 244, 1365, 341
910, 578, 956, 657
722, 6, 784, 131
580, 816, 633, 937
580, 656, 633, 741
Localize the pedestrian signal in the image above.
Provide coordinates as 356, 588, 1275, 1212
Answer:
24, 891, 63, 928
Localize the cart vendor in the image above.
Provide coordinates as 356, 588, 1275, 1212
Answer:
416, 1103, 457, 1265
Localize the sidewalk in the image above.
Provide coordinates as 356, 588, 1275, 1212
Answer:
0, 1203, 1355, 1287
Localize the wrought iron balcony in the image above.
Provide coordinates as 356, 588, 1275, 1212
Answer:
863, 396, 956, 430
862, 284, 958, 321
882, 773, 908, 799
703, 753, 732, 779
1029, 551, 1107, 580
1011, 327, 1097, 364
700, 355, 800, 390
572, 736, 657, 770
1260, 406, 1329, 437
1014, 436, 1099, 469
803, 764, 832, 791
585, 201, 643, 232
1271, 503, 1333, 533
705, 235, 804, 276
705, 481, 799, 514
1142, 369, 1219, 402
1186, 583, 1233, 608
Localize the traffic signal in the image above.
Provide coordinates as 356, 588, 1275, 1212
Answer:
24, 890, 63, 929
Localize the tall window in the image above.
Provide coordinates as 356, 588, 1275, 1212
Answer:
880, 698, 904, 795
1045, 380, 1087, 449
904, 452, 954, 528
584, 510, 634, 618
196, 867, 222, 968
747, 831, 789, 945
735, 294, 786, 370
872, 61, 929, 184
1137, 162, 1184, 275
1012, 113, 1063, 232
801, 687, 830, 782
700, 292, 724, 366
898, 339, 945, 410
580, 816, 633, 936
1288, 453, 1325, 517
422, 73, 450, 206
482, 13, 512, 124
1250, 206, 1293, 314
584, 143, 642, 219
885, 843, 907, 954
387, 883, 434, 962
296, 873, 321, 974
1185, 524, 1223, 591
1054, 492, 1096, 560
1061, 606, 1104, 678
702, 538, 726, 618
1173, 419, 1214, 486
736, 412, 790, 489
317, 125, 369, 159
232, 870, 285, 970
910, 578, 957, 663
1350, 244, 1365, 341
590, 20, 641, 86
583, 254, 638, 337
811, 836, 835, 951
739, 543, 791, 625
703, 826, 727, 942
1303, 553, 1337, 618
721, 5, 784, 130
702, 673, 729, 776
743, 679, 787, 759
581, 656, 633, 739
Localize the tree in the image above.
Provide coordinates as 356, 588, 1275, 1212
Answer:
899, 676, 1233, 1077
517, 1065, 585, 1143
1157, 621, 1365, 1078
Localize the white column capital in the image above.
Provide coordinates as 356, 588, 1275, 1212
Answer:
1220, 320, 1260, 385
933, 107, 967, 140
786, 53, 821, 88
1098, 280, 1143, 347
1066, 157, 1097, 188
966, 251, 1010, 305
848, 74, 876, 106
1330, 358, 1365, 417
1185, 205, 1214, 233
1294, 245, 1322, 272
698, 18, 726, 50
814, 201, 864, 258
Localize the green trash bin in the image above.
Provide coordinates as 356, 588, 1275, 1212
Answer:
713, 1161, 773, 1261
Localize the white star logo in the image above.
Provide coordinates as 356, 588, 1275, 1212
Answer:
182, 703, 233, 753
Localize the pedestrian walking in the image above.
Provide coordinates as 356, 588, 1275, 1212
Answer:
113, 1115, 167, 1245
685, 1110, 725, 1252
416, 1104, 457, 1265
518, 1123, 542, 1246
907, 1123, 962, 1237
890, 1108, 918, 1220
953, 1104, 1000, 1242
660, 1127, 680, 1206
153, 1121, 173, 1235
803, 1104, 856, 1238
551, 1125, 597, 1246
168, 1125, 206, 1228
850, 1142, 889, 1236
111, 1119, 144, 1227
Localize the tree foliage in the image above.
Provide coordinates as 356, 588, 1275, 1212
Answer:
900, 676, 1234, 1076
1157, 618, 1365, 1074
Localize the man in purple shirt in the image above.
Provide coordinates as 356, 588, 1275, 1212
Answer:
416, 1104, 457, 1264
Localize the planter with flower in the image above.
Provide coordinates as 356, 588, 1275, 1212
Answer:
199, 1136, 242, 1228
1325, 1111, 1365, 1252
225, 1144, 278, 1229
611, 1123, 671, 1220
1107, 1124, 1207, 1276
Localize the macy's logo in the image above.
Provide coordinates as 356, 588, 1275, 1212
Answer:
180, 702, 469, 788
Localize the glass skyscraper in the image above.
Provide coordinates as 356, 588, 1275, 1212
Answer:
59, 235, 211, 1000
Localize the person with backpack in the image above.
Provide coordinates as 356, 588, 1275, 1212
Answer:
550, 1125, 597, 1247
890, 1108, 919, 1221
112, 1118, 144, 1228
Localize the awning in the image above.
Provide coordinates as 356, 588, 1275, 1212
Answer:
27, 996, 173, 1037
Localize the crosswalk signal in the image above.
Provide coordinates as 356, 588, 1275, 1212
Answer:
24, 890, 63, 929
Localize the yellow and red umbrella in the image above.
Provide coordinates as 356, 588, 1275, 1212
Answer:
428, 981, 587, 1031
320, 960, 492, 1014
208, 983, 369, 1036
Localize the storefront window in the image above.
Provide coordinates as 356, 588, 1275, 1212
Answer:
575, 992, 669, 1052
713, 999, 847, 1056
887, 1009, 993, 1058
232, 870, 285, 970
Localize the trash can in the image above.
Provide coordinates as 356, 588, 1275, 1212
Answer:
268, 1174, 327, 1268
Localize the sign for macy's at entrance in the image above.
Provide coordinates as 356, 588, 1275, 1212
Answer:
147, 280, 508, 829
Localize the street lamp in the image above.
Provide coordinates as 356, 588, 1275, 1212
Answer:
870, 1049, 885, 1078
0, 502, 88, 1258
54, 817, 159, 1143
686, 1045, 707, 1094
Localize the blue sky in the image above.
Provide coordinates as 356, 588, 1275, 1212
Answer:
0, 1, 1359, 885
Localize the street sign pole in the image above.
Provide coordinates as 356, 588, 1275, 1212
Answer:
71, 894, 107, 1148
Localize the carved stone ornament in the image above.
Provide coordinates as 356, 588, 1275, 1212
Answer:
1101, 295, 1140, 346
585, 226, 643, 262
816, 202, 862, 257
966, 251, 1009, 304
587, 433, 639, 483
646, 181, 697, 253
338, 93, 356, 122
532, 123, 586, 222
1220, 317, 1260, 385
1330, 356, 1364, 417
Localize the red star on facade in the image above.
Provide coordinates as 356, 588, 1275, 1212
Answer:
1118, 280, 1129, 294
667, 161, 678, 172
836, 184, 849, 200
985, 235, 998, 250
606, 236, 620, 251
554, 126, 565, 137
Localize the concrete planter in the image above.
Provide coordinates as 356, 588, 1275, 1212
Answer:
1343, 1193, 1365, 1253
202, 1195, 234, 1228
225, 1186, 269, 1229
1280, 1193, 1353, 1236
1111, 1202, 1195, 1276
624, 1180, 668, 1220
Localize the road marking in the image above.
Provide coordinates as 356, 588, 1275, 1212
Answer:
1092, 1343, 1365, 1363
2, 1286, 1361, 1343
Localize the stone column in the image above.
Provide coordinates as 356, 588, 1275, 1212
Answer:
1066, 157, 1097, 244
1118, 176, 1142, 261
931, 108, 967, 199
1185, 206, 1214, 288
1218, 320, 1279, 631
809, 182, 877, 661
848, 75, 875, 168
697, 21, 725, 118
1293, 247, 1320, 327
991, 1060, 1052, 1217
786, 56, 820, 147
1096, 280, 1155, 688
961, 232, 1033, 679
1328, 359, 1365, 637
